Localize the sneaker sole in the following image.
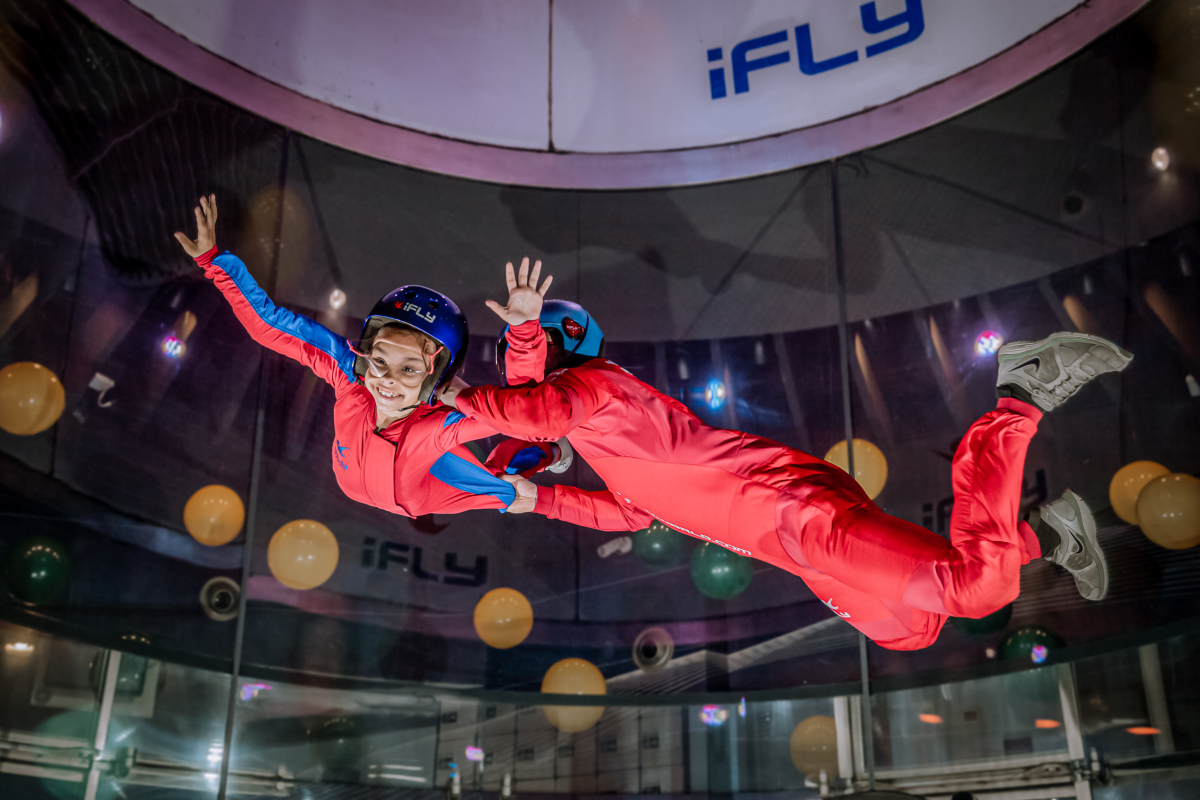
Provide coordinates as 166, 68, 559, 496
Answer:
997, 332, 1134, 368
1060, 489, 1109, 602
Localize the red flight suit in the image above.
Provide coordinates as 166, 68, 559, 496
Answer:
459, 323, 1043, 650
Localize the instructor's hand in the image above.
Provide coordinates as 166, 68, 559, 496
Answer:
503, 474, 538, 514
174, 194, 218, 257
437, 375, 469, 409
485, 257, 553, 326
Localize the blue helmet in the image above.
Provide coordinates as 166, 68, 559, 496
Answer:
540, 299, 604, 357
360, 285, 468, 406
496, 299, 604, 381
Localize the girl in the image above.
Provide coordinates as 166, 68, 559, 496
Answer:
174, 195, 557, 520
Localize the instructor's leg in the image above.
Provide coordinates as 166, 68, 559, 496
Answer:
902, 398, 1042, 618
782, 400, 1040, 619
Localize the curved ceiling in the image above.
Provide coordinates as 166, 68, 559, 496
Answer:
67, 0, 1150, 187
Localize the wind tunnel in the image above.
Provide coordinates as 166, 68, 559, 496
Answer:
0, 1, 1199, 799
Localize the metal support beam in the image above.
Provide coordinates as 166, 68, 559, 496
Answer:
1138, 643, 1175, 755
1057, 664, 1092, 800
84, 650, 122, 800
832, 158, 875, 793
833, 696, 854, 780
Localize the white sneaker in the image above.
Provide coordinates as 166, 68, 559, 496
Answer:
997, 332, 1133, 412
546, 438, 574, 474
1037, 490, 1109, 602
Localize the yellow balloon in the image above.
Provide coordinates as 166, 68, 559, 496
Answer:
789, 715, 839, 777
0, 362, 65, 435
824, 438, 888, 499
184, 485, 245, 546
267, 520, 339, 590
1137, 474, 1200, 550
474, 588, 534, 649
541, 658, 606, 733
1109, 461, 1170, 525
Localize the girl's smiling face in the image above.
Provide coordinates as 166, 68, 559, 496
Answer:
363, 326, 433, 419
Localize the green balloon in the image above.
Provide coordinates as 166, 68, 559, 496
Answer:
1000, 625, 1065, 664
690, 543, 752, 600
949, 603, 1013, 637
4, 537, 71, 604
632, 522, 685, 569
308, 715, 366, 771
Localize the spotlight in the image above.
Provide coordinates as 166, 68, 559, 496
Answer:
1152, 147, 1170, 172
161, 335, 186, 358
704, 379, 726, 410
699, 705, 728, 726
974, 330, 1004, 357
161, 310, 197, 359
239, 682, 273, 701
329, 288, 347, 311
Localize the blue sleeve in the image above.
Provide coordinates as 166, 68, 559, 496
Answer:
207, 252, 358, 387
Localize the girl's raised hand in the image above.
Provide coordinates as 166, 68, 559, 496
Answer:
174, 194, 218, 258
485, 257, 553, 326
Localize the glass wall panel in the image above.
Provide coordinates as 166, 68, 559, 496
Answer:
1, 0, 1199, 797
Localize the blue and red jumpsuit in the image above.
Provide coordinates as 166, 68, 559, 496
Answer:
195, 246, 553, 518
459, 323, 1045, 650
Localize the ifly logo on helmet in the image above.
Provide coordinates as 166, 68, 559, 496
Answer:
396, 301, 437, 324
706, 0, 924, 99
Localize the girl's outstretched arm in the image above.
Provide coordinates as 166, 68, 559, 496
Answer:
176, 195, 358, 390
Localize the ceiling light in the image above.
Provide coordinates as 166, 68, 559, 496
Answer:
919, 713, 943, 724
329, 288, 347, 311
704, 379, 726, 410
1152, 147, 1170, 172
5, 642, 33, 654
975, 330, 1004, 357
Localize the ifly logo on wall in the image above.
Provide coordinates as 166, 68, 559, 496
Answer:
707, 0, 924, 99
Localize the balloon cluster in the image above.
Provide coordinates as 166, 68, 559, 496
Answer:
1110, 461, 1200, 550
473, 588, 608, 731
183, 486, 340, 589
